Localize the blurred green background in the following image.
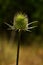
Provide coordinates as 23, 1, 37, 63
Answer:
0, 0, 43, 45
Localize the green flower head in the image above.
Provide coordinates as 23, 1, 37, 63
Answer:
13, 13, 28, 30
4, 12, 38, 32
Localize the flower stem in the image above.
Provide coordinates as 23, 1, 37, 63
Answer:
16, 30, 21, 65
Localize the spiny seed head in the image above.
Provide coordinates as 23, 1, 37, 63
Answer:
13, 13, 28, 30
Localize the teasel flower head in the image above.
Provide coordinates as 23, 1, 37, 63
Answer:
4, 12, 38, 32
13, 13, 28, 31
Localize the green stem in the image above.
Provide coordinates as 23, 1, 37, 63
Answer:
16, 30, 21, 65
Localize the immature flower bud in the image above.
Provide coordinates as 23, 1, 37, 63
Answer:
13, 13, 28, 30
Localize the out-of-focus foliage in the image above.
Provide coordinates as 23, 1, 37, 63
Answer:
0, 0, 43, 34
